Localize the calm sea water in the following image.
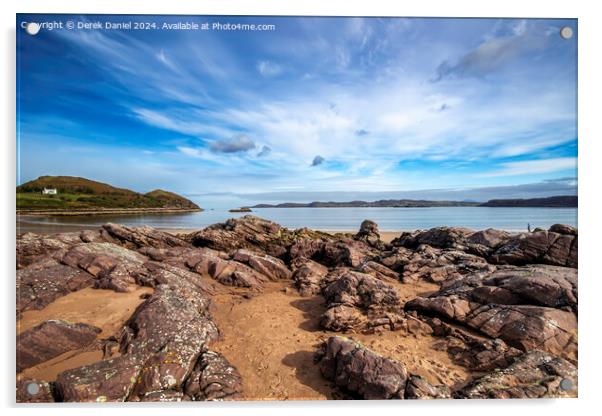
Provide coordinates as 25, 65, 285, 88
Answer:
17, 207, 577, 233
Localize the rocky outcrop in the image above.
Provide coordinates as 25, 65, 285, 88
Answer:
427, 317, 522, 371
406, 265, 578, 361
317, 337, 450, 400
55, 354, 143, 402
15, 219, 578, 402
392, 226, 475, 251
186, 215, 289, 258
491, 227, 578, 268
184, 351, 243, 401
455, 350, 577, 398
318, 336, 408, 399
102, 223, 191, 249
354, 219, 386, 250
17, 320, 101, 372
291, 258, 329, 296
320, 270, 408, 332
381, 245, 494, 284
17, 259, 94, 315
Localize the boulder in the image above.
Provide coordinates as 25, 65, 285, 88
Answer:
405, 375, 451, 399
381, 244, 494, 284
291, 258, 329, 296
354, 219, 386, 250
102, 223, 191, 249
318, 336, 407, 399
16, 259, 94, 315
406, 266, 578, 361
17, 320, 101, 372
186, 216, 288, 258
392, 227, 474, 251
184, 350, 243, 401
55, 355, 142, 402
490, 229, 577, 268
455, 350, 577, 398
232, 249, 292, 280
320, 271, 403, 332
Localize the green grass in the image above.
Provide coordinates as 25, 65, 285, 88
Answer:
16, 176, 201, 211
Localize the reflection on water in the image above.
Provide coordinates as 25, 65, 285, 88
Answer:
17, 207, 578, 234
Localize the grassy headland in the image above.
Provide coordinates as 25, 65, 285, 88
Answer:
17, 176, 201, 215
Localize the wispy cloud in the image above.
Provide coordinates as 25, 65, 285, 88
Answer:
481, 158, 577, 177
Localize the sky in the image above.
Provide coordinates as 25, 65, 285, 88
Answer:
16, 15, 577, 207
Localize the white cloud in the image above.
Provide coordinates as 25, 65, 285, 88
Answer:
256, 60, 282, 77
481, 157, 577, 177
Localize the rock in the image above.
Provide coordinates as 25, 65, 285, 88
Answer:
427, 317, 522, 371
291, 258, 329, 296
184, 350, 243, 401
17, 320, 101, 372
381, 244, 494, 284
205, 257, 269, 289
17, 232, 83, 268
406, 266, 578, 360
102, 223, 191, 249
455, 350, 577, 398
549, 224, 578, 236
16, 379, 55, 403
118, 285, 218, 401
186, 216, 288, 258
482, 265, 577, 313
320, 271, 403, 332
320, 305, 365, 332
55, 355, 142, 402
490, 230, 577, 268
16, 259, 94, 315
354, 219, 386, 250
357, 261, 399, 282
232, 249, 292, 280
318, 336, 408, 399
392, 227, 474, 251
465, 228, 511, 257
322, 271, 401, 311
405, 375, 451, 399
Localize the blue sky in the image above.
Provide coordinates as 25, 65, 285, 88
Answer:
17, 15, 577, 206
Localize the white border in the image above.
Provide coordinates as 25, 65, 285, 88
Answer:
2, 1, 601, 415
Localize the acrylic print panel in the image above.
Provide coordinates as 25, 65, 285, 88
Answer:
16, 15, 577, 402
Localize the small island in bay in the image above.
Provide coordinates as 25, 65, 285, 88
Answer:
229, 207, 253, 213
16, 175, 201, 216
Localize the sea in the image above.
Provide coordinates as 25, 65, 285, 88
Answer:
16, 206, 578, 234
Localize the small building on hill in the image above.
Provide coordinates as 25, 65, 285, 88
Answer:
42, 188, 57, 195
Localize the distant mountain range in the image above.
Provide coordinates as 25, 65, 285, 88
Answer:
17, 176, 201, 211
253, 195, 577, 209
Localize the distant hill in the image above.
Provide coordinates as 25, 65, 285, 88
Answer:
252, 195, 578, 209
480, 195, 577, 208
17, 176, 201, 211
252, 199, 480, 208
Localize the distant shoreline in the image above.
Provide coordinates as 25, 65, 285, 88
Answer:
252, 195, 577, 209
16, 207, 202, 217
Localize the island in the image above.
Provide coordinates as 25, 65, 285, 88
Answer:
16, 175, 202, 216
229, 207, 253, 213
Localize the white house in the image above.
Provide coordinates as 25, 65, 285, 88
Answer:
42, 188, 57, 195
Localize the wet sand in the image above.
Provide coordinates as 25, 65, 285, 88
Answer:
17, 286, 153, 381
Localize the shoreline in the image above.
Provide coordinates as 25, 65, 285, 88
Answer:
17, 207, 202, 217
